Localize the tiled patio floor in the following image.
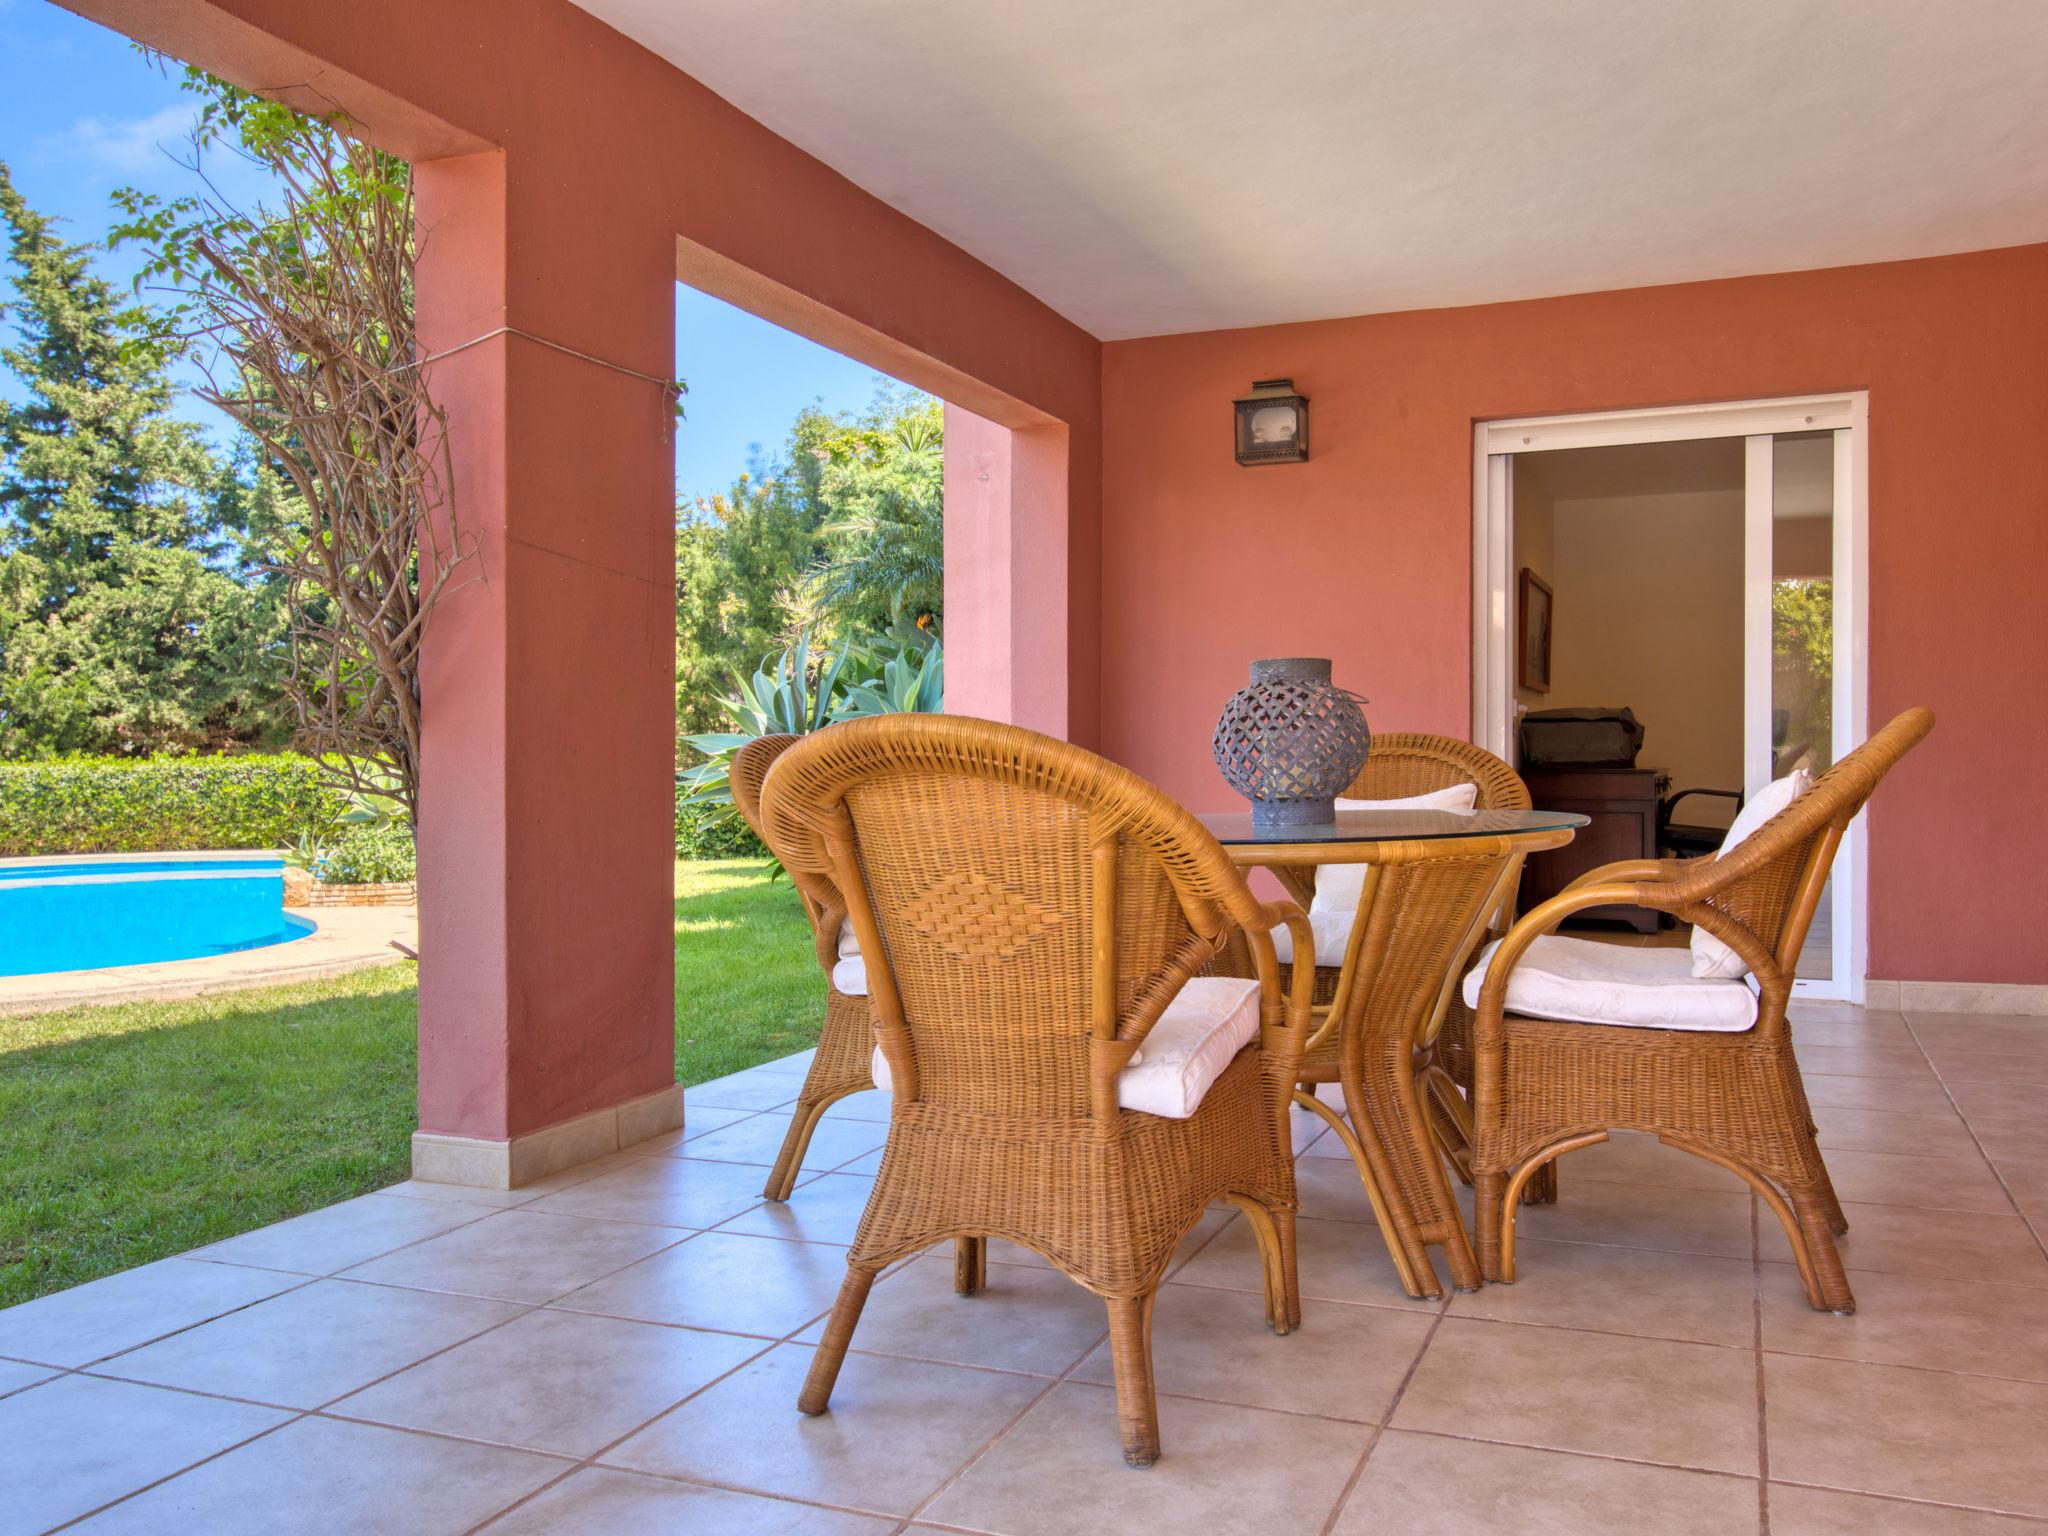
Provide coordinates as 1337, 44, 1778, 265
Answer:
4, 1004, 2046, 1534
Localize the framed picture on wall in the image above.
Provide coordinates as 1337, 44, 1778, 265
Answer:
1518, 567, 1553, 693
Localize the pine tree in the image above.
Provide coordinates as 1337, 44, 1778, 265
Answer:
0, 161, 283, 754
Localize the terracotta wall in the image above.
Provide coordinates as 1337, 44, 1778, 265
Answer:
1101, 243, 2048, 984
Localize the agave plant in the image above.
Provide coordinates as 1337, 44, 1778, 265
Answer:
677, 629, 941, 835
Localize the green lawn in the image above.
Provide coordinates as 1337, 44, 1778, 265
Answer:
0, 857, 822, 1307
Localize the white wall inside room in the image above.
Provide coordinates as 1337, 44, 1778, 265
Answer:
1515, 439, 1747, 827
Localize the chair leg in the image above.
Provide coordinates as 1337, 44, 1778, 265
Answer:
1227, 1195, 1298, 1334
763, 1093, 839, 1202
1475, 1170, 1507, 1282
798, 1267, 876, 1414
1105, 1293, 1161, 1468
1522, 1158, 1559, 1206
1272, 1204, 1301, 1333
1793, 1192, 1857, 1314
954, 1235, 988, 1295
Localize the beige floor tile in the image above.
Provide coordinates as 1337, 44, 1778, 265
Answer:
1557, 1131, 1752, 1192
1173, 1212, 1439, 1309
1925, 1047, 2048, 1085
1758, 1203, 2048, 1288
1994, 1159, 2048, 1221
1508, 1177, 1755, 1259
632, 1103, 759, 1152
479, 1466, 896, 1535
754, 1047, 820, 1075
817, 1089, 894, 1123
1799, 1071, 1964, 1115
1945, 1078, 2046, 1122
681, 1111, 885, 1173
1451, 1237, 1757, 1346
0, 1257, 301, 1368
508, 1149, 657, 1196
1765, 1352, 2048, 1516
1817, 1149, 2016, 1214
335, 1307, 761, 1456
342, 1208, 683, 1303
1793, 1044, 1939, 1080
1393, 1317, 1759, 1474
1070, 1281, 1432, 1421
556, 1230, 850, 1337
1812, 1104, 1982, 1157
1791, 1018, 1915, 1049
1762, 1268, 2048, 1381
0, 1374, 287, 1536
525, 1154, 778, 1228
923, 1380, 1370, 1536
687, 1070, 805, 1112
717, 1171, 875, 1246
1906, 1017, 2048, 1051
1769, 1483, 2048, 1534
103, 1277, 521, 1408
1970, 1117, 2048, 1162
187, 1191, 488, 1275
0, 1358, 56, 1398
379, 1179, 542, 1208
796, 1253, 1107, 1375
835, 1147, 885, 1176
1289, 1150, 1389, 1219
1334, 1430, 1760, 1535
603, 1342, 1046, 1517
67, 1414, 567, 1536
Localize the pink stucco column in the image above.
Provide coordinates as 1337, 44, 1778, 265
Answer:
942, 406, 1072, 739
410, 151, 681, 1171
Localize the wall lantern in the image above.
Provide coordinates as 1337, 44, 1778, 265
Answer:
1233, 378, 1309, 466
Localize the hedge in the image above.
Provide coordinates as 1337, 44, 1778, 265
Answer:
317, 822, 417, 884
0, 755, 352, 858
675, 782, 767, 860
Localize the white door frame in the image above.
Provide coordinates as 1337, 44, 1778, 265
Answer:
1471, 392, 1870, 1000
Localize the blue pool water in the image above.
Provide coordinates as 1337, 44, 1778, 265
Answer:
0, 857, 313, 977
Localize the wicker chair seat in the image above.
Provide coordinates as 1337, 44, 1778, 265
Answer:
854, 1044, 1292, 1296
1461, 934, 1758, 1032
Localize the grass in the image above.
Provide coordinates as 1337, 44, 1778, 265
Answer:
0, 857, 822, 1307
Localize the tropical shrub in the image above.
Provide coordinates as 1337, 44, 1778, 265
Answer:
674, 792, 768, 860
315, 822, 416, 884
0, 754, 348, 857
675, 629, 944, 854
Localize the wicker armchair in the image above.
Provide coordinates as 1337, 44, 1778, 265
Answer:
728, 735, 877, 1201
1469, 707, 1934, 1314
761, 714, 1314, 1467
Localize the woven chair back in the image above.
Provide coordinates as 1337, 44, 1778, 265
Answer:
730, 734, 844, 935
1344, 733, 1530, 810
763, 715, 1269, 1122
1678, 708, 1934, 978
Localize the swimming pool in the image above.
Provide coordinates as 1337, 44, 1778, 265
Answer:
0, 855, 314, 977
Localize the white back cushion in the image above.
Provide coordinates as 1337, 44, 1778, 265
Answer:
1689, 768, 1811, 979
1311, 783, 1479, 914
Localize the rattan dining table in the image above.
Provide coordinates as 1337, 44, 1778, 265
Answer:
1199, 806, 1586, 1298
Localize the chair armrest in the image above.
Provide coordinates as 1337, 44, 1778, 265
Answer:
1561, 857, 1686, 893
1243, 899, 1317, 1076
814, 902, 847, 976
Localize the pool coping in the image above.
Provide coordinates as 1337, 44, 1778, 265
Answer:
0, 900, 417, 1017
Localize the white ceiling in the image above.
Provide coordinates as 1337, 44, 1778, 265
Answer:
573, 0, 2048, 340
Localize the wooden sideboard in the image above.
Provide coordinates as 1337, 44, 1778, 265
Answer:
1518, 765, 1665, 932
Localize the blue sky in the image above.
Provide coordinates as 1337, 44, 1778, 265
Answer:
0, 0, 903, 505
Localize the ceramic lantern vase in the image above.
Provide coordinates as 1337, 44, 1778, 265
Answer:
1212, 657, 1371, 829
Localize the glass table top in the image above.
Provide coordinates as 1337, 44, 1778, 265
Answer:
1196, 807, 1589, 846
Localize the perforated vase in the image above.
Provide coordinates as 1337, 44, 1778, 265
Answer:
1212, 657, 1371, 829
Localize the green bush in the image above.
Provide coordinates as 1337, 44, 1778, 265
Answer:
0, 755, 350, 857
316, 823, 416, 884
675, 786, 766, 860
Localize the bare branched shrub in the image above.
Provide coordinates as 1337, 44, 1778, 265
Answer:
162, 124, 475, 821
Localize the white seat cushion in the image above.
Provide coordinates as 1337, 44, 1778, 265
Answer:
1277, 784, 1480, 966
1689, 768, 1811, 979
1311, 784, 1478, 914
868, 975, 1262, 1119
831, 918, 866, 995
1462, 934, 1758, 1032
